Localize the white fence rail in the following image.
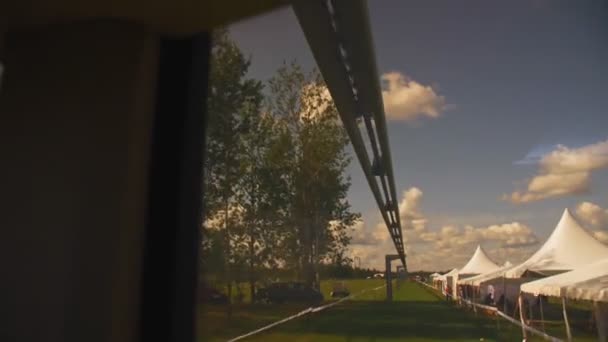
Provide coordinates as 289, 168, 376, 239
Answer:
227, 284, 386, 342
416, 280, 563, 342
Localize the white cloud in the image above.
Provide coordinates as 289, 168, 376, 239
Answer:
574, 201, 608, 245
505, 139, 608, 203
381, 72, 446, 122
398, 187, 427, 231
350, 220, 384, 245
575, 201, 608, 228
349, 186, 538, 271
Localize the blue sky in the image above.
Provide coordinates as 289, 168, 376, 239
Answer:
228, 0, 608, 270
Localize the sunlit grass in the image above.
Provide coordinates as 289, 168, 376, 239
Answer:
198, 281, 598, 342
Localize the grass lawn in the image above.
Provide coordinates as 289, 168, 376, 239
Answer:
244, 281, 522, 342
198, 279, 386, 341
320, 279, 386, 301
198, 280, 597, 341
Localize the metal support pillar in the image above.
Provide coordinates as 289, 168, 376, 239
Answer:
385, 254, 401, 301
396, 265, 405, 289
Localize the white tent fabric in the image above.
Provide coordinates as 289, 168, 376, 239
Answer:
429, 272, 441, 278
521, 258, 608, 302
458, 264, 515, 286
436, 268, 459, 295
504, 208, 608, 278
444, 268, 459, 278
435, 268, 458, 281
458, 245, 500, 276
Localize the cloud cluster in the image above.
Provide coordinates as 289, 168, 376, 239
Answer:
575, 201, 608, 244
381, 72, 446, 122
576, 201, 608, 228
505, 139, 608, 203
349, 187, 538, 271
398, 187, 428, 231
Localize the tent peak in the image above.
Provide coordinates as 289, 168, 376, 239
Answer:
458, 245, 500, 275
554, 207, 581, 235
562, 207, 573, 220
504, 207, 608, 278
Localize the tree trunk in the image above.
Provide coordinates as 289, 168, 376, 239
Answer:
248, 223, 255, 303
248, 173, 256, 303
223, 194, 232, 319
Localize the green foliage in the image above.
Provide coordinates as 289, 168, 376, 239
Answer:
202, 31, 360, 300
266, 63, 360, 287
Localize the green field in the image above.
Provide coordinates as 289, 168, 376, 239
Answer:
198, 280, 596, 341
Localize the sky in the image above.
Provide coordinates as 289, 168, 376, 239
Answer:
228, 0, 608, 271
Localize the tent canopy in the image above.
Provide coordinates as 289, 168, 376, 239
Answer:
521, 258, 608, 302
505, 209, 608, 278
458, 245, 500, 276
436, 268, 458, 281
458, 264, 514, 286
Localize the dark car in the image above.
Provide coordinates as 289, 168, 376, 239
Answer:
330, 282, 350, 298
257, 282, 323, 304
199, 286, 229, 304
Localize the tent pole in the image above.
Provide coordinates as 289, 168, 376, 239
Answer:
539, 295, 545, 332
594, 301, 607, 342
562, 296, 572, 341
518, 294, 528, 341
502, 276, 507, 313
528, 296, 533, 326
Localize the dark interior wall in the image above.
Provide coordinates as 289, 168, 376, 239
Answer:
0, 21, 159, 342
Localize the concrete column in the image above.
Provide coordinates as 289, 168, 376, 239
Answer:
0, 21, 159, 342
385, 254, 400, 301
385, 256, 392, 301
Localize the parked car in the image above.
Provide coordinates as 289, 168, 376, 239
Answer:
199, 285, 228, 304
257, 282, 323, 304
330, 282, 350, 298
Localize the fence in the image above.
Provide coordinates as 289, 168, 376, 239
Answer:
417, 280, 563, 342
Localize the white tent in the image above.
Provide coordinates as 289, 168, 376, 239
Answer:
521, 258, 608, 301
435, 268, 459, 294
504, 208, 608, 278
458, 245, 500, 277
429, 272, 441, 278
521, 258, 608, 341
458, 263, 515, 286
435, 268, 458, 281
444, 268, 459, 278
446, 268, 459, 297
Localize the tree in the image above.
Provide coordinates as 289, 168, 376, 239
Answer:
202, 28, 263, 306
234, 95, 278, 301
266, 63, 360, 288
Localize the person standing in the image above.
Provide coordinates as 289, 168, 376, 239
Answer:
445, 284, 452, 302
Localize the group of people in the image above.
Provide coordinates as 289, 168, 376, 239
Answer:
442, 283, 513, 313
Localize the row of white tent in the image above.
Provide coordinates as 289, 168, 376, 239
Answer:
431, 209, 608, 301
429, 209, 608, 340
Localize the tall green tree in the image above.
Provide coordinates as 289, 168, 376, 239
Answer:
202, 28, 263, 303
234, 95, 276, 301
266, 63, 360, 288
